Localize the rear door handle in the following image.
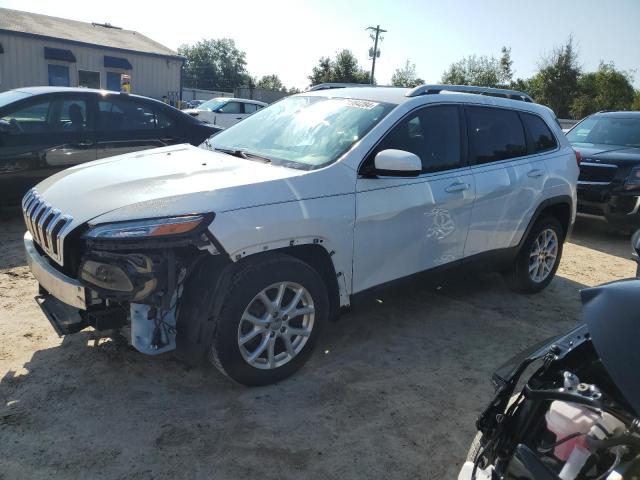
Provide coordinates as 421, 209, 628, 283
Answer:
528, 169, 544, 178
235, 117, 243, 120
445, 182, 470, 193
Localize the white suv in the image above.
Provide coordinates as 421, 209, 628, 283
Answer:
183, 97, 267, 128
23, 84, 578, 386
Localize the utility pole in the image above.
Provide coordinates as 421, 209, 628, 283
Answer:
366, 25, 387, 85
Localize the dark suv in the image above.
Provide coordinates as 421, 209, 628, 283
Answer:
0, 87, 220, 204
568, 111, 640, 231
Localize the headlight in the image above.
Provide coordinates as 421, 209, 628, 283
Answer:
84, 214, 209, 239
79, 252, 157, 300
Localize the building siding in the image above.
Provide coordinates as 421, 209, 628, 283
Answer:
0, 33, 182, 100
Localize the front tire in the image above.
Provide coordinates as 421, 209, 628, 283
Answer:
209, 254, 328, 386
505, 215, 564, 294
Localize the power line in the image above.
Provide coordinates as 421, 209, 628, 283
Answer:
366, 25, 387, 85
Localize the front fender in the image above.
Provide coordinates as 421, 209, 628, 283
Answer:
210, 195, 355, 307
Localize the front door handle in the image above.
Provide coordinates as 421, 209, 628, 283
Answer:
528, 169, 544, 178
75, 140, 93, 147
235, 117, 243, 120
445, 182, 470, 193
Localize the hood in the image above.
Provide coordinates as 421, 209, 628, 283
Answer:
572, 144, 640, 164
581, 279, 640, 416
35, 144, 309, 229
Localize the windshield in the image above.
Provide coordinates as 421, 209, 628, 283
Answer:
209, 95, 394, 169
0, 90, 32, 109
567, 116, 640, 148
197, 98, 228, 111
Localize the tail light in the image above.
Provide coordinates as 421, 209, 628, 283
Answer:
574, 149, 582, 165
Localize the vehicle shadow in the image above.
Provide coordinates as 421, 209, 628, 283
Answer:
0, 211, 27, 271
569, 215, 634, 260
0, 266, 589, 479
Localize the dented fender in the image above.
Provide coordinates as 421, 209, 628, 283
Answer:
210, 196, 355, 306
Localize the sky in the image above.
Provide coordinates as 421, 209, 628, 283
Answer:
1, 0, 639, 90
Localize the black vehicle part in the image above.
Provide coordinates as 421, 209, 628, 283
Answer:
86, 305, 127, 331
505, 444, 560, 479
581, 279, 640, 416
35, 291, 87, 336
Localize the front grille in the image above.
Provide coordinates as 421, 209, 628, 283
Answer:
22, 188, 73, 266
578, 161, 617, 184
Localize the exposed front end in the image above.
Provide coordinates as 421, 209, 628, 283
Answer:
22, 188, 222, 355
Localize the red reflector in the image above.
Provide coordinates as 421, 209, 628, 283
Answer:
574, 149, 582, 165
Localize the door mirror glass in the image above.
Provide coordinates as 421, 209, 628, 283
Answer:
374, 149, 421, 177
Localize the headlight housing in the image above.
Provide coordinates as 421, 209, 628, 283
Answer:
84, 214, 211, 240
625, 167, 640, 189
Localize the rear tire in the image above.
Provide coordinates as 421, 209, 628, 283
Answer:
505, 215, 564, 294
208, 253, 328, 386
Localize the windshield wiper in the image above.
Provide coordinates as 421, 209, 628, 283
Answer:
214, 147, 271, 163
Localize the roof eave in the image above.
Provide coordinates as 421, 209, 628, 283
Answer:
0, 28, 184, 61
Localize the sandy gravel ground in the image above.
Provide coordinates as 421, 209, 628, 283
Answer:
0, 210, 636, 480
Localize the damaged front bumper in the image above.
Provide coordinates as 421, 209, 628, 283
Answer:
25, 231, 89, 310
24, 231, 182, 355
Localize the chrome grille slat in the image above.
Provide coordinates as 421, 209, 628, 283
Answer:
45, 210, 62, 251
21, 188, 72, 266
38, 207, 54, 248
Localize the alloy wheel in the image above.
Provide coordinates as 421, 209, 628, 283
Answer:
529, 228, 559, 283
237, 282, 315, 370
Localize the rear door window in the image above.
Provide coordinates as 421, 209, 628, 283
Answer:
243, 103, 258, 114
521, 112, 557, 153
466, 106, 527, 164
97, 98, 157, 131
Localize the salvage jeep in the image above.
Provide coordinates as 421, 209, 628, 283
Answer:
23, 84, 578, 386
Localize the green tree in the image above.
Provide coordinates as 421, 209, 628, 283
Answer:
529, 36, 581, 118
633, 90, 640, 111
333, 50, 370, 84
500, 46, 514, 83
441, 46, 513, 87
391, 60, 425, 87
178, 39, 248, 92
308, 51, 369, 86
256, 74, 285, 91
309, 57, 333, 85
570, 62, 636, 118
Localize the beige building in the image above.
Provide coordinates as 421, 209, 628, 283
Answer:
0, 8, 183, 102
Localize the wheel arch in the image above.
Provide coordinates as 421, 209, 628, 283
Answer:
232, 241, 346, 321
518, 195, 573, 249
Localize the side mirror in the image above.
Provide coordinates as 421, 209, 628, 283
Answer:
374, 149, 422, 177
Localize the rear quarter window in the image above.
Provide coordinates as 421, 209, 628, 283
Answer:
521, 112, 557, 153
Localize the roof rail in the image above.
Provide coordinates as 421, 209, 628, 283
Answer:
405, 84, 533, 102
308, 83, 374, 91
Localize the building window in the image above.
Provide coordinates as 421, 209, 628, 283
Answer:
79, 70, 100, 89
106, 72, 122, 92
48, 64, 70, 87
